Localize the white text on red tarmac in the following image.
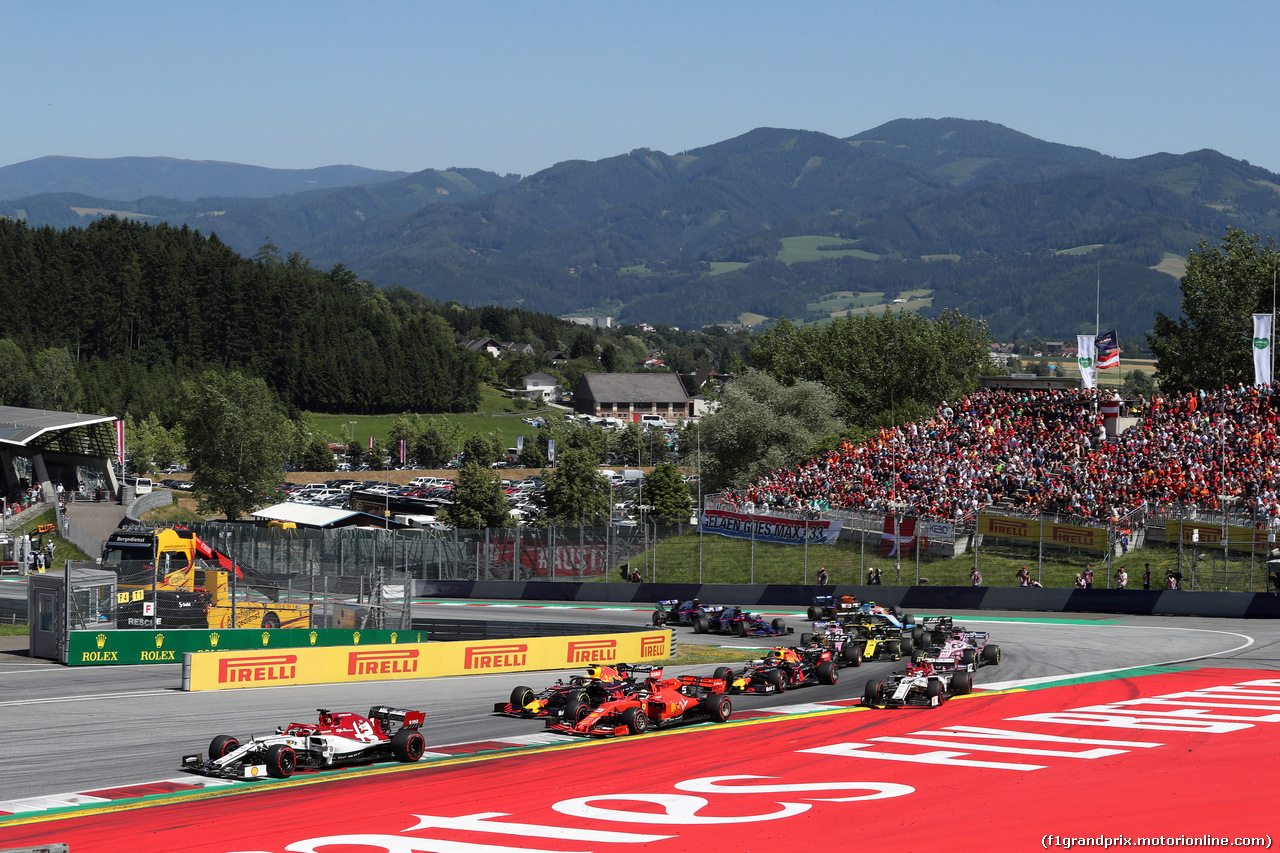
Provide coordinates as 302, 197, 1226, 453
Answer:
275, 776, 915, 852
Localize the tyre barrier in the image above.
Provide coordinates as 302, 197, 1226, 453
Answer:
416, 581, 1280, 619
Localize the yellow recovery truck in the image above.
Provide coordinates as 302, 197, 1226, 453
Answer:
103, 526, 311, 630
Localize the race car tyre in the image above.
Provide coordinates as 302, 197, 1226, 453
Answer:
800, 632, 814, 646
951, 670, 972, 695
713, 667, 735, 682
886, 640, 901, 659
263, 613, 281, 630
564, 697, 591, 726
912, 625, 924, 644
771, 618, 786, 631
735, 621, 748, 637
863, 680, 883, 706
571, 689, 590, 707
208, 735, 239, 759
265, 744, 296, 778
982, 644, 1001, 665
701, 694, 732, 723
764, 668, 785, 693
694, 616, 708, 634
652, 610, 665, 626
961, 648, 977, 666
926, 679, 943, 702
900, 635, 915, 656
841, 644, 863, 667
391, 729, 426, 762
620, 707, 648, 735
807, 606, 821, 620
510, 686, 535, 710
903, 613, 916, 626
817, 660, 838, 685
919, 630, 933, 651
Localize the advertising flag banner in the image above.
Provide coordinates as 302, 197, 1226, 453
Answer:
1253, 313, 1273, 386
698, 509, 843, 545
1076, 334, 1097, 389
398, 439, 406, 464
1095, 329, 1120, 369
368, 435, 375, 450
516, 434, 524, 454
115, 419, 125, 468
547, 439, 556, 463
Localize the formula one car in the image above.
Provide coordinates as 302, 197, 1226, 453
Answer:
799, 621, 864, 667
182, 706, 427, 779
495, 663, 648, 718
652, 599, 711, 627
918, 629, 1001, 668
716, 645, 839, 694
862, 660, 973, 709
807, 594, 861, 620
694, 606, 791, 637
839, 620, 914, 660
546, 667, 732, 737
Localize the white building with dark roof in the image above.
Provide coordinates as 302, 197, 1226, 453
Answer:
572, 374, 691, 422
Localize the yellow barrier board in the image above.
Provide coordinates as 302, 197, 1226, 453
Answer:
978, 513, 1109, 550
1163, 520, 1266, 549
183, 630, 673, 691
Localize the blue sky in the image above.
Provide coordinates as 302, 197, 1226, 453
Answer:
4, 1, 1278, 176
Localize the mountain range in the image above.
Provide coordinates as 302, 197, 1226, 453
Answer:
4, 119, 1278, 343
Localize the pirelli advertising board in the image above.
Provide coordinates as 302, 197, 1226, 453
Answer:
183, 629, 673, 691
977, 513, 1108, 551
1163, 520, 1267, 551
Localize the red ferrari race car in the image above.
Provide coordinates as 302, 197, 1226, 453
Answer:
546, 668, 732, 737
716, 645, 839, 694
862, 660, 973, 709
494, 663, 648, 718
181, 706, 427, 779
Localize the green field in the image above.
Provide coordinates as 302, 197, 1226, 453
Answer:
807, 288, 933, 320
707, 261, 749, 276
1055, 244, 1104, 255
305, 388, 557, 450
777, 236, 880, 265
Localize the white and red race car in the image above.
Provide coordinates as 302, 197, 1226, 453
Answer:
182, 706, 427, 779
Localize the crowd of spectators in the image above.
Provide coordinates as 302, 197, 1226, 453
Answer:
719, 383, 1280, 526
3, 483, 47, 519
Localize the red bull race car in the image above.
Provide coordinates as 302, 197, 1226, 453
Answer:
862, 660, 973, 709
182, 706, 427, 779
715, 645, 839, 694
494, 664, 645, 718
546, 667, 732, 737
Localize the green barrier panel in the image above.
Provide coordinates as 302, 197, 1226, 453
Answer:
67, 627, 427, 666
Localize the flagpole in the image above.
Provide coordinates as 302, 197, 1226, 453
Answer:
1096, 262, 1101, 338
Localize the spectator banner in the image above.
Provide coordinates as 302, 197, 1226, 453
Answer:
1253, 313, 1272, 387
1164, 520, 1267, 550
1076, 334, 1097, 389
699, 509, 843, 545
183, 629, 672, 691
926, 521, 955, 542
978, 513, 1110, 551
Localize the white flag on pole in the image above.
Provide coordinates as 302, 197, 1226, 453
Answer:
1076, 334, 1097, 390
1253, 313, 1273, 386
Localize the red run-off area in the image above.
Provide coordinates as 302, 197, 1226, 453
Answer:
3, 668, 1277, 853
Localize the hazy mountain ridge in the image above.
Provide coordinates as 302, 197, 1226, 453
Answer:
4, 119, 1278, 340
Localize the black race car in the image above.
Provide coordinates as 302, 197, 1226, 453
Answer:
695, 606, 791, 637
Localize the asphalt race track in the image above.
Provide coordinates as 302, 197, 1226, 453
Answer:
0, 599, 1276, 810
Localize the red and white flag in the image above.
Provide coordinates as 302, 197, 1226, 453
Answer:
878, 514, 918, 557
